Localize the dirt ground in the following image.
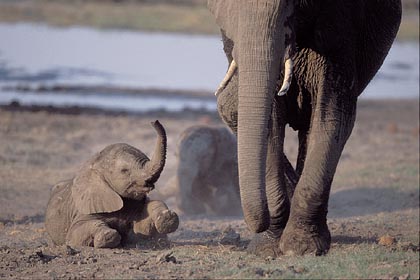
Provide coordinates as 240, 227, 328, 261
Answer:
0, 98, 419, 279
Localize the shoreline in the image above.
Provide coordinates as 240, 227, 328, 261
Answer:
1, 84, 215, 99
1, 96, 418, 117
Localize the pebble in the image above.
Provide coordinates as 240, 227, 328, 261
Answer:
378, 235, 396, 246
65, 245, 79, 256
155, 251, 177, 264
219, 226, 240, 245
254, 268, 264, 276
287, 265, 306, 274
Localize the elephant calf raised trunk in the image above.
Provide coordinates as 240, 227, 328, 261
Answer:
144, 120, 167, 184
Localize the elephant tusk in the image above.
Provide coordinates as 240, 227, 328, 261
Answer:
277, 58, 293, 96
215, 60, 237, 97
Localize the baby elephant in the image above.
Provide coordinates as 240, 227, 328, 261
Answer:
45, 121, 179, 248
165, 125, 241, 216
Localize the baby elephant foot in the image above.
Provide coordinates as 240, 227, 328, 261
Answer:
155, 210, 179, 234
279, 221, 331, 256
94, 228, 121, 248
247, 231, 282, 258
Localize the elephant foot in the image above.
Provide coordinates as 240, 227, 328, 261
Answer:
279, 221, 331, 256
247, 231, 282, 258
94, 228, 121, 248
155, 210, 179, 234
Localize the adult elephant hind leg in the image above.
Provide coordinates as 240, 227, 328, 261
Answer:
279, 76, 357, 256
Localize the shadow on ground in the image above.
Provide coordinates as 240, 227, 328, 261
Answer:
331, 235, 377, 245
329, 186, 418, 218
0, 214, 44, 225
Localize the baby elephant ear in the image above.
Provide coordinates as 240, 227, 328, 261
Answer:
71, 168, 123, 215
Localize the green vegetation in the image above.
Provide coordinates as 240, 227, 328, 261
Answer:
0, 0, 417, 40
164, 241, 419, 279
399, 13, 419, 41
0, 0, 219, 34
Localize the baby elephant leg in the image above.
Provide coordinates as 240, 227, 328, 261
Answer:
67, 220, 121, 248
133, 200, 179, 237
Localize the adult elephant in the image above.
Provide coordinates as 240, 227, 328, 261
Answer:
208, 0, 401, 256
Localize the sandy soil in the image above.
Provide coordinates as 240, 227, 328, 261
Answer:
0, 99, 418, 279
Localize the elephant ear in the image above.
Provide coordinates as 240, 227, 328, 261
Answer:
207, 0, 238, 42
71, 168, 123, 215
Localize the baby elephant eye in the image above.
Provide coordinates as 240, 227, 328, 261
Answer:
121, 168, 129, 174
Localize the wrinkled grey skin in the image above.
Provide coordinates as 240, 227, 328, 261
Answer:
171, 125, 241, 216
45, 121, 179, 248
209, 0, 401, 256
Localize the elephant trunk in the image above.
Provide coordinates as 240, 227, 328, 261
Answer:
236, 0, 294, 233
145, 120, 167, 183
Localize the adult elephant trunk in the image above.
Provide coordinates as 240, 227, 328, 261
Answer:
236, 1, 294, 233
145, 120, 167, 183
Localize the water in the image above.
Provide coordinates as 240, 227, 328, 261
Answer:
0, 90, 216, 112
364, 42, 419, 99
0, 23, 226, 91
0, 24, 418, 112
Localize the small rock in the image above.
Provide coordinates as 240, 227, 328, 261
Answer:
398, 273, 410, 280
386, 122, 399, 134
378, 235, 396, 246
155, 251, 177, 264
31, 250, 56, 264
219, 226, 240, 245
294, 266, 306, 274
65, 245, 79, 256
254, 268, 264, 276
287, 265, 305, 274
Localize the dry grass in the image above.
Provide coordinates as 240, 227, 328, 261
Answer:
0, 0, 219, 34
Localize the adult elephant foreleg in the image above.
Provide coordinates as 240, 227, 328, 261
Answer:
279, 70, 357, 256
247, 97, 291, 257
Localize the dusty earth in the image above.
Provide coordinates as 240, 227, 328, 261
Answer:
0, 98, 419, 279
